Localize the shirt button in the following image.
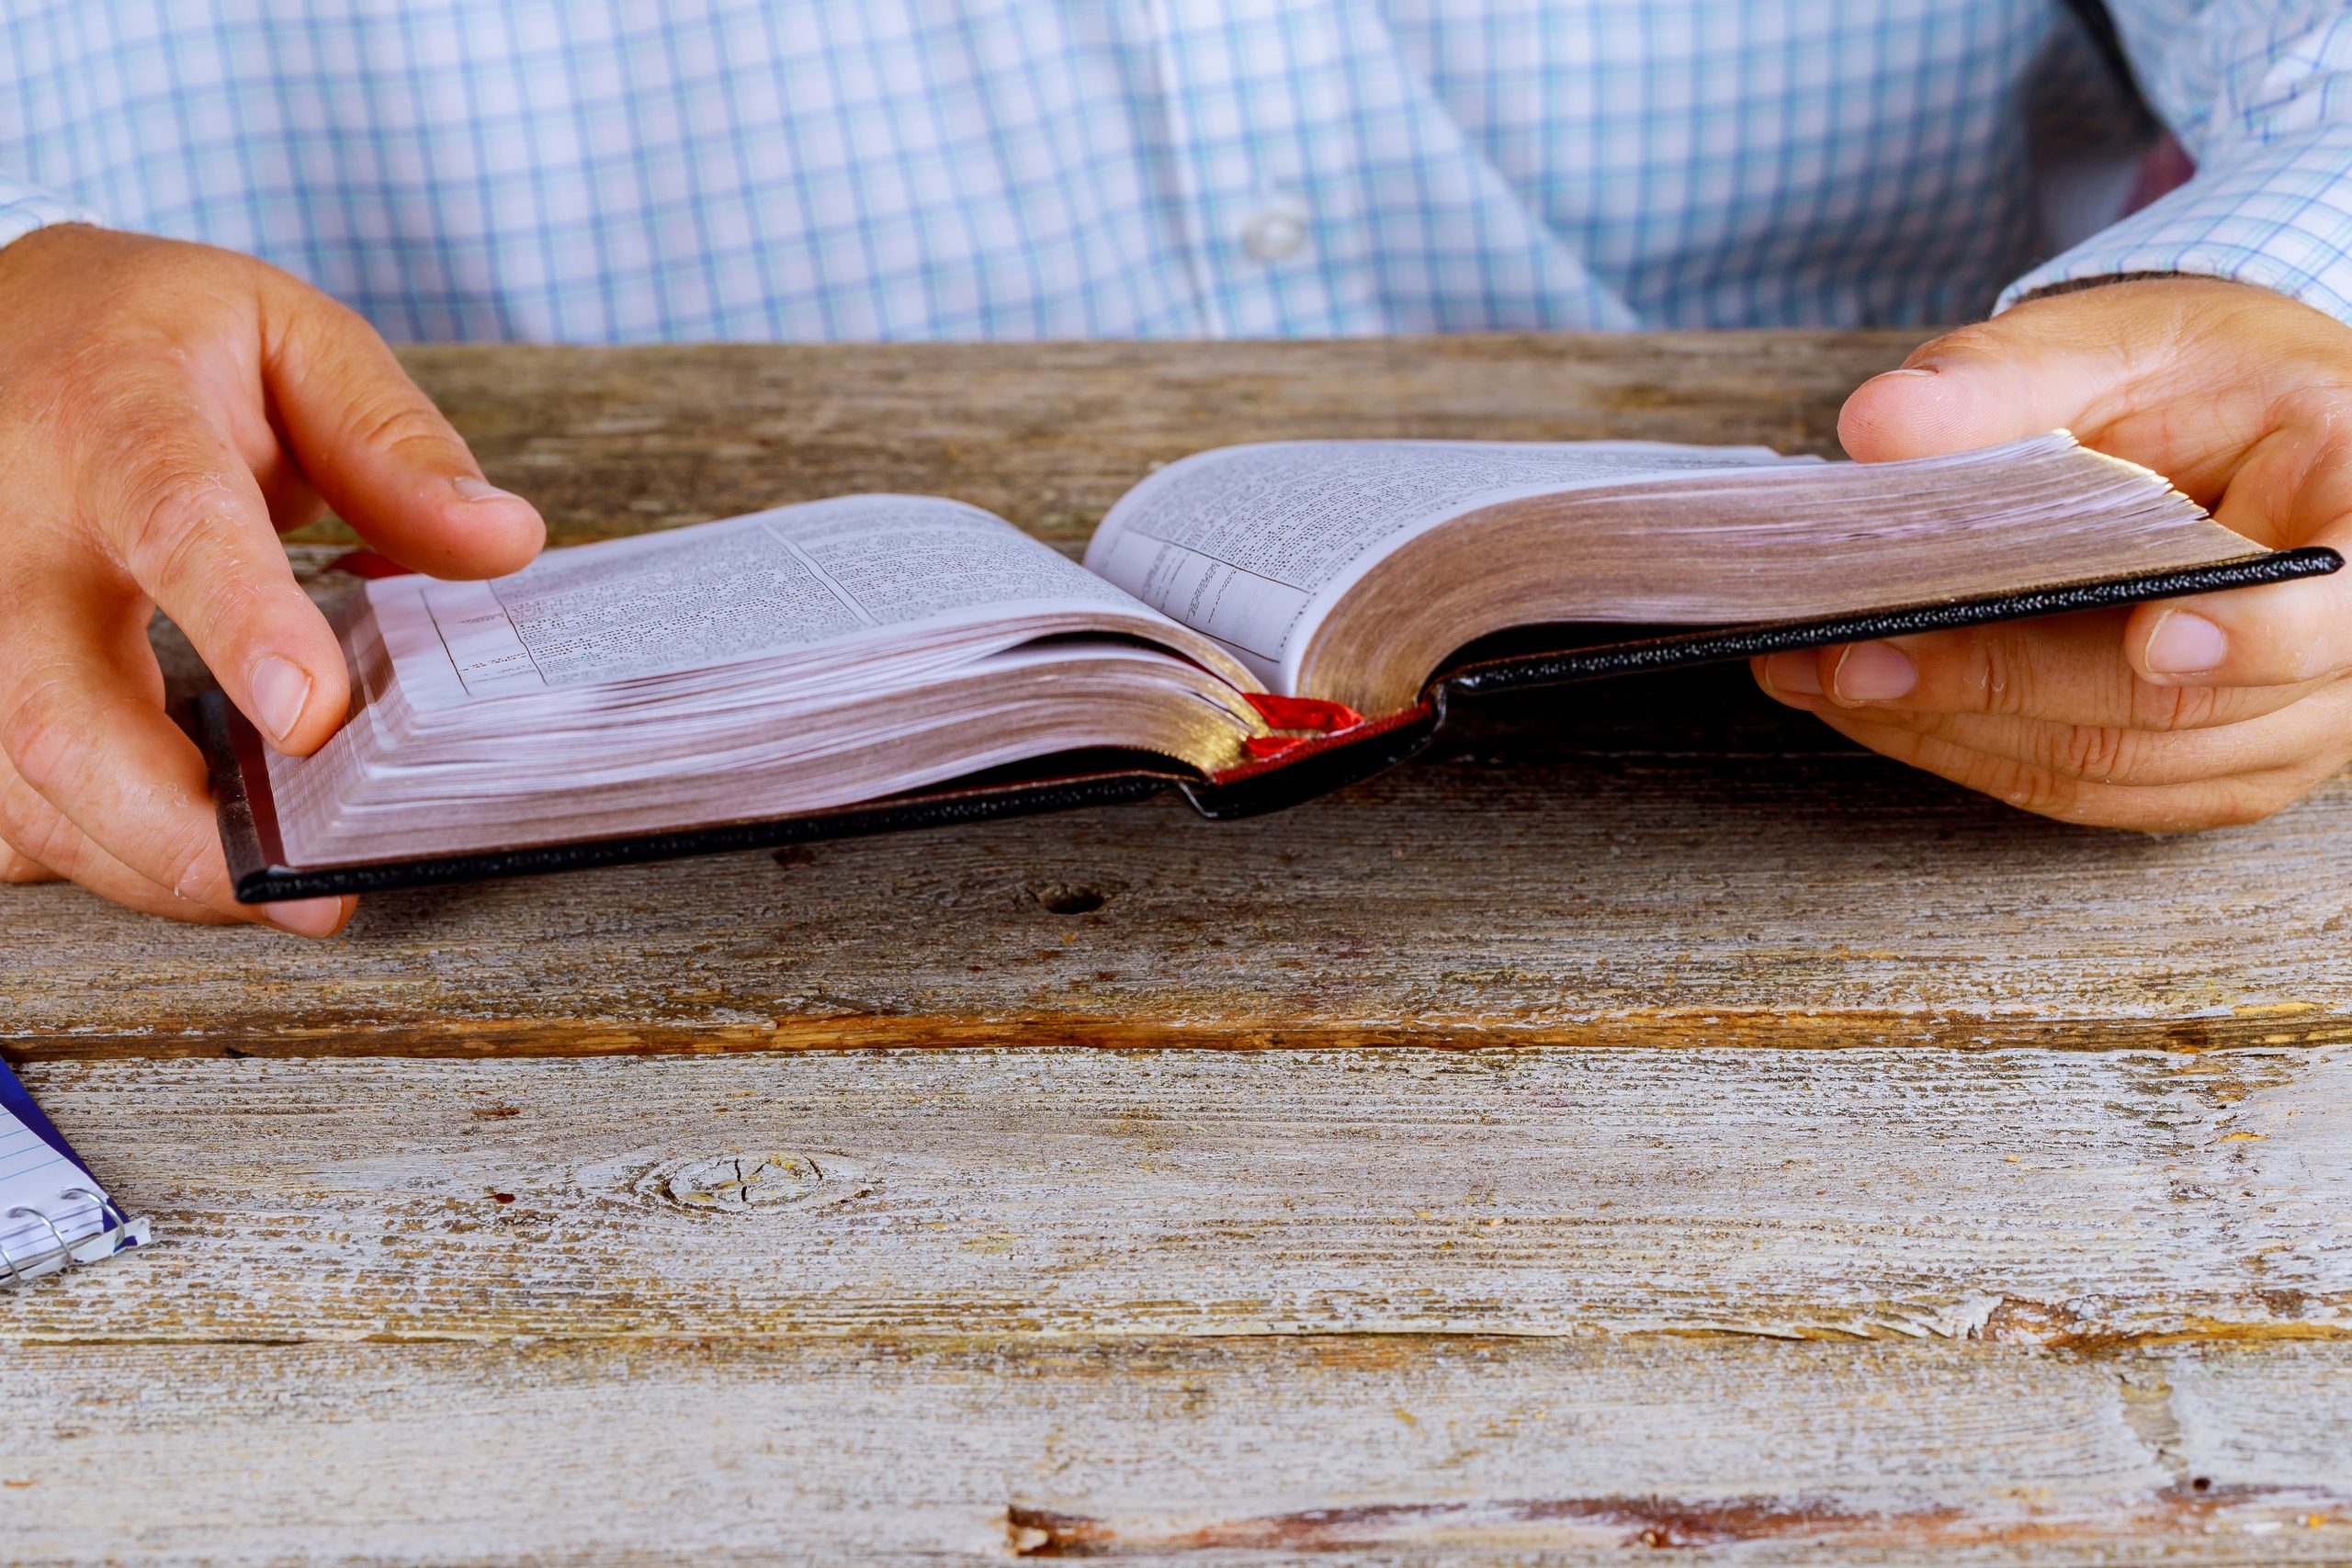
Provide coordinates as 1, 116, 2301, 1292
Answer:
1240, 193, 1311, 263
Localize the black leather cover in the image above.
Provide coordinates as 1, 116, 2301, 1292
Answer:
204, 545, 2340, 901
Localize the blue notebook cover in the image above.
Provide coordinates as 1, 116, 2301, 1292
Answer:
0, 1055, 148, 1281
0, 1056, 93, 1176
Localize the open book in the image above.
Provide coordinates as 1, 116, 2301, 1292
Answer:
205, 433, 2338, 899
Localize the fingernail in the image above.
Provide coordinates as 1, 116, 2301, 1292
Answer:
249, 655, 313, 743
1831, 642, 1917, 704
2144, 610, 2228, 676
1761, 650, 1823, 695
261, 896, 345, 940
1883, 366, 1939, 378
454, 476, 524, 503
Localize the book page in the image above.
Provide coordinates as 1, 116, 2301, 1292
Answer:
1083, 440, 1805, 685
376, 494, 1171, 706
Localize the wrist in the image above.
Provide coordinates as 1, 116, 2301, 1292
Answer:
2001, 268, 2194, 307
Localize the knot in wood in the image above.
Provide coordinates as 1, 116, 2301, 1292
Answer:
634, 1152, 833, 1214
1029, 881, 1108, 915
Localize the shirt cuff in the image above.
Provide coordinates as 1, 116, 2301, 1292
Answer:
0, 176, 101, 253
1999, 125, 2352, 321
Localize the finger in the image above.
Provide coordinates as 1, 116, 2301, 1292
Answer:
0, 743, 236, 921
1834, 279, 2263, 474
80, 388, 350, 756
1837, 302, 2148, 464
258, 277, 543, 578
1763, 675, 2352, 790
1806, 706, 2339, 832
2122, 427, 2352, 690
1838, 279, 2352, 691
1752, 609, 2324, 730
0, 570, 352, 936
254, 457, 326, 537
1839, 347, 2115, 464
0, 840, 59, 885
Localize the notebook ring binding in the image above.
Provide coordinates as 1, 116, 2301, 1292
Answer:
7, 1203, 74, 1268
0, 1191, 128, 1287
62, 1186, 128, 1246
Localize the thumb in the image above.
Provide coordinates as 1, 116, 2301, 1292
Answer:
1838, 314, 2137, 463
2124, 561, 2352, 691
2123, 435, 2352, 690
258, 276, 544, 579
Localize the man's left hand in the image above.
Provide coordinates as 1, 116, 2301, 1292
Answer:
1755, 276, 2352, 830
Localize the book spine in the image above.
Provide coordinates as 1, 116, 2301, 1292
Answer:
1183, 697, 1445, 819
1441, 548, 2345, 699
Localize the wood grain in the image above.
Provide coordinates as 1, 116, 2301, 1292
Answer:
3, 1337, 2346, 1564
382, 333, 1914, 550
8, 1048, 2346, 1343
7, 693, 2351, 1058
8, 334, 2351, 1061
6, 337, 2347, 1566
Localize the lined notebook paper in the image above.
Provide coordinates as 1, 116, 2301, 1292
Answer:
0, 1058, 147, 1287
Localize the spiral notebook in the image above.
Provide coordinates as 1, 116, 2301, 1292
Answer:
0, 1058, 148, 1288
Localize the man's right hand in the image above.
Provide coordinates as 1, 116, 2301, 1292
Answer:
0, 226, 544, 933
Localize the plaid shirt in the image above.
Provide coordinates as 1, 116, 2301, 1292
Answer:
3, 1, 2348, 343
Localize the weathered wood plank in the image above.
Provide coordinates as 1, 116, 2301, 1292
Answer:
3, 1337, 2346, 1564
379, 333, 1914, 550
8, 336, 2350, 1059
6, 1048, 2345, 1343
8, 666, 2352, 1059
9, 336, 2342, 1568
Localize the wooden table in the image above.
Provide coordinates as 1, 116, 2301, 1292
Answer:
5, 335, 2349, 1564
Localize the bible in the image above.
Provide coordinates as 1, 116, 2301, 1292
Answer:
204, 432, 2339, 899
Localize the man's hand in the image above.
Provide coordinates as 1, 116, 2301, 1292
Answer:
1755, 276, 2352, 830
0, 227, 543, 931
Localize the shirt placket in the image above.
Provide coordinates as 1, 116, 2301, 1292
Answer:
1141, 0, 1374, 337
